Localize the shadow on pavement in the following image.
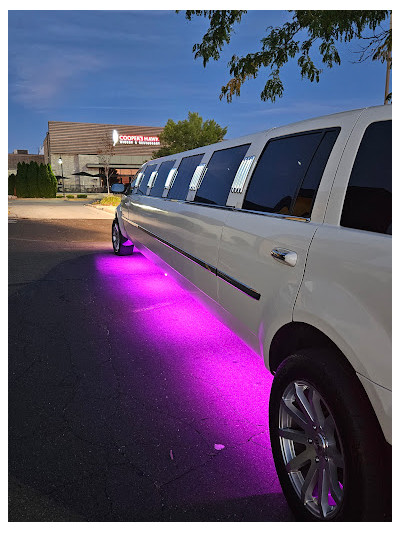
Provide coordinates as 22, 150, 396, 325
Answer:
9, 249, 293, 521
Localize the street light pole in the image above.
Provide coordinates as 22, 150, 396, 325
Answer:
58, 157, 64, 197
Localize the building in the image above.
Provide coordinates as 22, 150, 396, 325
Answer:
42, 121, 164, 192
8, 150, 45, 176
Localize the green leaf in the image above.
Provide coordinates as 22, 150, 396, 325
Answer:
181, 10, 391, 103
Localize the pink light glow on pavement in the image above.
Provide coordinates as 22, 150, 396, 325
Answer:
95, 252, 282, 506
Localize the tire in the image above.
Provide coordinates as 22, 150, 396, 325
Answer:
112, 218, 134, 256
269, 349, 391, 521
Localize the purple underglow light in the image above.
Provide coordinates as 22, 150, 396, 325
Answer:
95, 252, 280, 505
313, 484, 341, 508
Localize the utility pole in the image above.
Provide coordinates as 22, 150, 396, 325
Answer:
384, 11, 392, 104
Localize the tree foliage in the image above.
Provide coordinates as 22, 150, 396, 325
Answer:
37, 163, 47, 197
183, 10, 391, 102
30, 162, 40, 197
14, 161, 57, 197
8, 173, 16, 196
16, 162, 27, 197
98, 130, 116, 195
46, 164, 57, 197
153, 111, 227, 157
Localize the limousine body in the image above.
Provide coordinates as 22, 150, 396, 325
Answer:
111, 105, 391, 521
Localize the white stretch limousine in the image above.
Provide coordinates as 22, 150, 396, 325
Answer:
111, 105, 391, 521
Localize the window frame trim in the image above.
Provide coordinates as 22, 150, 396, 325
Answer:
166, 153, 205, 200
339, 119, 392, 235
241, 126, 341, 218
193, 142, 251, 206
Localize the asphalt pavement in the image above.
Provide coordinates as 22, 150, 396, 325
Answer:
8, 197, 116, 220
8, 202, 293, 521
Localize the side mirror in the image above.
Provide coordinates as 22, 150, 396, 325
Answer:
111, 183, 125, 194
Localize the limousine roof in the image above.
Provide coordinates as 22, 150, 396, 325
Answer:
145, 105, 389, 167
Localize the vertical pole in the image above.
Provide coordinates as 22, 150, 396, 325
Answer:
61, 163, 65, 197
384, 12, 392, 104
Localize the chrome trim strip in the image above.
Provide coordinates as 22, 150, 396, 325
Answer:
231, 156, 255, 193
147, 171, 158, 188
134, 171, 143, 187
186, 201, 310, 222
183, 201, 235, 211
127, 197, 310, 222
189, 164, 207, 191
132, 223, 260, 300
164, 168, 178, 189
234, 208, 310, 223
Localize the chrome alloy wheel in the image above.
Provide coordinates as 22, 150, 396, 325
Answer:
278, 380, 345, 519
112, 221, 120, 252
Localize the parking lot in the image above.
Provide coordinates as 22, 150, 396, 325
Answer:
8, 202, 293, 521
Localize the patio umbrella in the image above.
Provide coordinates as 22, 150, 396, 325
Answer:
72, 171, 95, 176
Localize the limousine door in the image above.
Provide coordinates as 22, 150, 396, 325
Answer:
217, 212, 318, 353
121, 164, 158, 237
217, 125, 345, 356
122, 195, 226, 303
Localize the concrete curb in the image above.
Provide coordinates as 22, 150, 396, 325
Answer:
86, 203, 117, 214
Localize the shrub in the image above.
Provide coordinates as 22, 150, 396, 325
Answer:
66, 194, 74, 198
38, 164, 47, 197
8, 174, 16, 195
15, 162, 27, 197
77, 194, 87, 198
46, 164, 57, 198
98, 196, 121, 206
29, 161, 40, 197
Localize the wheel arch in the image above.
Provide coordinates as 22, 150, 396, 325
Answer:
268, 321, 391, 445
115, 204, 129, 240
268, 321, 355, 376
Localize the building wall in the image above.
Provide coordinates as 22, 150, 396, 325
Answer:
45, 121, 163, 191
50, 153, 101, 192
8, 153, 45, 176
116, 168, 139, 184
50, 153, 143, 191
46, 121, 164, 161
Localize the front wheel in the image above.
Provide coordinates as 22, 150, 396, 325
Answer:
112, 219, 134, 256
269, 349, 390, 521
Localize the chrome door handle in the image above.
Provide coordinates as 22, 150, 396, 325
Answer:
271, 248, 297, 267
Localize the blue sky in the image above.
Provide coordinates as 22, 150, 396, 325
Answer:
8, 9, 391, 154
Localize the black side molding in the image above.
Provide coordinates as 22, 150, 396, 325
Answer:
215, 269, 261, 300
134, 223, 260, 300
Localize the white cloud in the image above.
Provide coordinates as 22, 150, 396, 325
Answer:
10, 48, 104, 109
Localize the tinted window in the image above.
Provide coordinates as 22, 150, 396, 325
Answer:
243, 132, 325, 215
149, 160, 176, 197
341, 120, 392, 234
168, 154, 204, 200
291, 129, 340, 217
194, 144, 250, 206
137, 164, 157, 194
